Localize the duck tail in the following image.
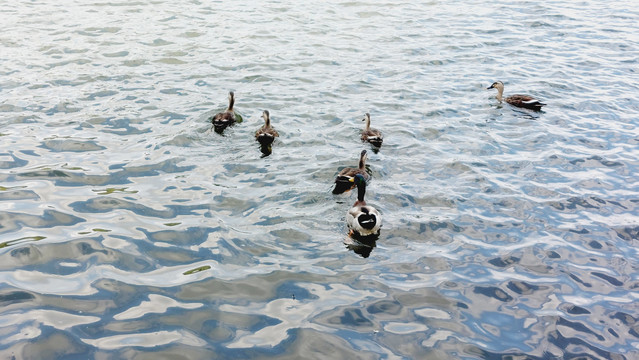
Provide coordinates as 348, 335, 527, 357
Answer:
256, 133, 275, 146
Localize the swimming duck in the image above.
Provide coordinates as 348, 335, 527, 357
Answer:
347, 173, 381, 239
361, 113, 383, 147
332, 150, 370, 194
487, 81, 546, 111
211, 91, 237, 132
255, 110, 279, 146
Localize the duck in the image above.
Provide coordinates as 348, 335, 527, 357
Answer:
361, 113, 383, 147
487, 81, 546, 111
210, 91, 237, 132
255, 110, 279, 146
332, 150, 370, 194
347, 173, 381, 239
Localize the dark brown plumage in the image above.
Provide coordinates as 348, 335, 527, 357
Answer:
488, 81, 546, 111
361, 113, 383, 147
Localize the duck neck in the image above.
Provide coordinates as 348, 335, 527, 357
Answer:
264, 115, 270, 128
495, 87, 504, 102
364, 115, 371, 131
228, 93, 235, 111
359, 156, 366, 170
356, 181, 366, 203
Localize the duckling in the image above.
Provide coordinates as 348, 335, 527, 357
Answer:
347, 173, 381, 239
210, 91, 237, 132
487, 81, 546, 111
255, 110, 279, 146
361, 113, 383, 147
332, 150, 370, 194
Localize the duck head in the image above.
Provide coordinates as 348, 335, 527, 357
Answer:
487, 81, 504, 91
362, 112, 371, 129
349, 173, 367, 187
487, 81, 504, 101
358, 149, 368, 169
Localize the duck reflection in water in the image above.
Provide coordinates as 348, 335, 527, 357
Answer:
259, 143, 273, 157
344, 234, 378, 258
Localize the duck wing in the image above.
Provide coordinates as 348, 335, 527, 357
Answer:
506, 95, 546, 110
361, 129, 383, 147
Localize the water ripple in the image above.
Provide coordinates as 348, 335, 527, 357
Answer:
1, 0, 639, 359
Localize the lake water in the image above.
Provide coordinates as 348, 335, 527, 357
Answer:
1, 0, 639, 359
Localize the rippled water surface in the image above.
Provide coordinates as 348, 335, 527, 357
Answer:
2, 0, 639, 359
